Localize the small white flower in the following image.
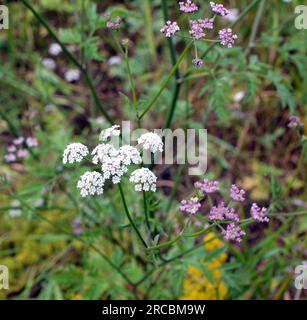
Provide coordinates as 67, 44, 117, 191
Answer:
49, 43, 62, 56
138, 132, 163, 153
7, 145, 16, 153
119, 145, 142, 165
233, 91, 245, 102
5, 154, 16, 163
92, 144, 128, 184
130, 168, 157, 192
99, 125, 121, 141
26, 137, 38, 148
65, 69, 80, 82
108, 56, 122, 66
42, 58, 56, 70
13, 137, 24, 145
77, 171, 105, 197
225, 9, 239, 22
63, 143, 89, 164
101, 156, 127, 184
9, 200, 22, 218
92, 144, 118, 165
17, 149, 29, 159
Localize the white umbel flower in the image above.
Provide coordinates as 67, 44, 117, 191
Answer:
65, 69, 80, 82
101, 156, 128, 184
49, 43, 62, 56
9, 200, 22, 218
99, 125, 121, 141
42, 58, 56, 70
63, 143, 89, 164
138, 132, 163, 153
77, 171, 105, 197
92, 144, 129, 184
119, 145, 142, 165
130, 168, 157, 192
92, 144, 117, 165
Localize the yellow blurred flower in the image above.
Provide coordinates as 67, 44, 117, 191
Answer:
180, 232, 228, 300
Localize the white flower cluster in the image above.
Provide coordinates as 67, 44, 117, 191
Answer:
138, 132, 163, 153
63, 143, 89, 164
119, 145, 142, 165
63, 126, 163, 197
77, 171, 105, 197
91, 144, 141, 184
99, 125, 121, 141
92, 144, 117, 165
130, 168, 157, 192
101, 153, 128, 184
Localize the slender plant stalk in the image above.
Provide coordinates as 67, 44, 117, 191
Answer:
124, 47, 141, 128
21, 0, 114, 125
118, 184, 148, 248
143, 191, 152, 237
246, 0, 266, 54
139, 41, 193, 119
143, 0, 157, 62
135, 240, 206, 286
0, 108, 19, 137
165, 164, 186, 212
161, 0, 182, 129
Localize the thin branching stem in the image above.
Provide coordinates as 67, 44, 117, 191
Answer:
118, 184, 148, 249
139, 41, 193, 120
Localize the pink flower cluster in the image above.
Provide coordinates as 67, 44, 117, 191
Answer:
219, 28, 238, 48
5, 136, 38, 163
179, 0, 198, 13
250, 203, 269, 223
192, 58, 204, 67
222, 223, 245, 243
180, 197, 201, 215
210, 1, 230, 16
159, 1, 238, 66
230, 184, 245, 202
195, 178, 220, 193
189, 18, 214, 39
209, 202, 240, 222
72, 217, 84, 236
106, 16, 122, 30
180, 178, 270, 243
287, 115, 303, 129
160, 21, 180, 37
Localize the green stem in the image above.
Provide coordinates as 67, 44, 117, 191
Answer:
143, 191, 151, 236
143, 0, 157, 62
0, 108, 19, 137
21, 0, 113, 125
162, 0, 182, 128
118, 184, 148, 248
124, 47, 141, 128
135, 241, 204, 286
140, 41, 192, 120
246, 0, 266, 55
165, 164, 186, 212
176, 34, 219, 42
